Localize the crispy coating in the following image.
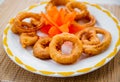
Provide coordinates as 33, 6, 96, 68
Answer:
66, 1, 88, 20
46, 0, 70, 11
78, 14, 96, 27
33, 37, 51, 59
81, 30, 100, 45
71, 13, 96, 28
76, 27, 112, 56
49, 33, 83, 64
66, 1, 96, 27
22, 22, 33, 28
20, 32, 38, 48
11, 12, 43, 34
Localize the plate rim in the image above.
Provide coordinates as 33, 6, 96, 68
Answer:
2, 1, 120, 77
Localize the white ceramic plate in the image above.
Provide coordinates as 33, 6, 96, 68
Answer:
3, 1, 120, 77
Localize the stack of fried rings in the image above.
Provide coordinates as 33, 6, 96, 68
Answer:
11, 12, 44, 34
11, 12, 44, 48
76, 27, 112, 56
11, 0, 96, 49
46, 1, 96, 28
33, 27, 111, 64
10, 0, 112, 64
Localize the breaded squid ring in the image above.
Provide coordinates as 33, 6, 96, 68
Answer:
11, 12, 43, 34
49, 33, 83, 64
11, 21, 33, 34
33, 37, 51, 59
72, 13, 96, 28
81, 30, 100, 45
20, 32, 38, 48
66, 1, 88, 20
46, 0, 70, 11
76, 27, 112, 56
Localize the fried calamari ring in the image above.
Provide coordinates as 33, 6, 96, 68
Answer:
66, 1, 96, 27
81, 30, 100, 45
73, 14, 96, 27
11, 12, 43, 34
33, 37, 51, 59
76, 27, 112, 56
66, 1, 88, 20
20, 32, 38, 48
49, 33, 83, 64
46, 0, 70, 11
11, 21, 33, 34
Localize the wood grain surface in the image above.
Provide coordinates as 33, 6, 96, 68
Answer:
0, 0, 120, 82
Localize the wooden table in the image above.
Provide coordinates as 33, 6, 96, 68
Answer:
0, 0, 120, 82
